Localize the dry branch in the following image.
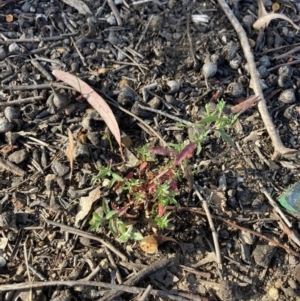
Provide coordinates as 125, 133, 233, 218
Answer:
217, 0, 296, 159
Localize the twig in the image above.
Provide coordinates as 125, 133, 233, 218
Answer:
217, 0, 295, 158
101, 91, 168, 146
106, 60, 148, 68
138, 104, 193, 126
135, 15, 154, 50
105, 247, 123, 284
0, 158, 25, 176
0, 32, 78, 44
138, 284, 152, 301
107, 0, 122, 26
168, 206, 300, 258
71, 37, 87, 67
44, 219, 127, 261
99, 257, 172, 301
260, 185, 292, 228
267, 59, 300, 72
0, 96, 43, 107
0, 280, 202, 301
187, 10, 199, 70
193, 184, 222, 270
2, 83, 76, 91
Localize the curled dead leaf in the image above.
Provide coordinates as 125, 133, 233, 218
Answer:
253, 0, 300, 30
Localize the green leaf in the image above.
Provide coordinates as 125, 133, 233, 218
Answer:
106, 210, 118, 220
117, 220, 127, 234
112, 173, 123, 182
199, 115, 219, 124
117, 233, 130, 243
217, 129, 236, 148
102, 201, 110, 215
125, 225, 133, 235
109, 218, 118, 236
131, 232, 144, 240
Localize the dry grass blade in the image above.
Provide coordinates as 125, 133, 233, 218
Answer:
66, 128, 74, 180
253, 0, 300, 30
52, 70, 123, 158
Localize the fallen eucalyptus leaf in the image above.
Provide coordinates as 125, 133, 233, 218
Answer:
52, 70, 123, 158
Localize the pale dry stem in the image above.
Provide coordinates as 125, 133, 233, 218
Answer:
217, 0, 296, 159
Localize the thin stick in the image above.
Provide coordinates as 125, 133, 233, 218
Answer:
260, 186, 292, 228
193, 184, 222, 270
44, 219, 127, 261
217, 0, 294, 158
135, 15, 153, 50
99, 257, 172, 301
186, 9, 199, 69
138, 284, 153, 301
0, 96, 43, 107
105, 247, 123, 284
138, 104, 193, 126
0, 280, 201, 301
169, 206, 300, 258
2, 83, 76, 91
0, 32, 78, 44
107, 0, 122, 26
101, 92, 168, 146
71, 37, 87, 67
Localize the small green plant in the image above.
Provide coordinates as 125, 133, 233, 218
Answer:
89, 99, 237, 245
181, 99, 237, 154
154, 181, 178, 207
150, 212, 174, 230
89, 201, 143, 243
92, 165, 123, 188
136, 143, 155, 162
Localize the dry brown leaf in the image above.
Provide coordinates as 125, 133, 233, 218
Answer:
253, 0, 300, 30
230, 95, 259, 114
66, 128, 74, 180
75, 186, 101, 227
206, 188, 227, 210
52, 70, 123, 158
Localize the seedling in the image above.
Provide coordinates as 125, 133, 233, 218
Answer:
149, 212, 174, 230
89, 201, 143, 243
89, 99, 238, 246
92, 164, 123, 188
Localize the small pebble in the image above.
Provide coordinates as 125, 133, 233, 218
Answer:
268, 287, 279, 300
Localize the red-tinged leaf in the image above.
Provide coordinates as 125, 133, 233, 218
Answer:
148, 182, 156, 193
158, 203, 165, 217
125, 171, 134, 179
230, 95, 259, 114
139, 162, 148, 174
148, 146, 178, 157
169, 179, 178, 191
175, 142, 197, 165
52, 70, 123, 158
118, 206, 129, 217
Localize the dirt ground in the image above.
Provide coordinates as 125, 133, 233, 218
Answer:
0, 0, 300, 300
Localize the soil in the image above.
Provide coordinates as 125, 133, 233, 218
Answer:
0, 0, 300, 300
